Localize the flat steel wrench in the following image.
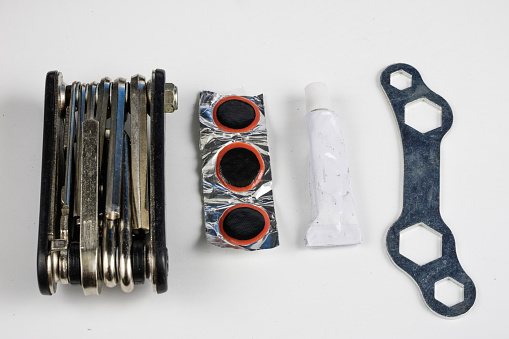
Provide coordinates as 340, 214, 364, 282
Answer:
381, 63, 476, 318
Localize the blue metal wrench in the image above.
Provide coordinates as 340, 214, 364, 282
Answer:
381, 63, 476, 318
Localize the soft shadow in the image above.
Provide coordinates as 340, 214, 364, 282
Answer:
267, 95, 311, 249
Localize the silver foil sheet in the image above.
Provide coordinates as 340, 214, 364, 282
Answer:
199, 91, 279, 250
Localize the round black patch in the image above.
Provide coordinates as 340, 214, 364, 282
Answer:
219, 147, 261, 188
216, 99, 256, 130
222, 207, 266, 241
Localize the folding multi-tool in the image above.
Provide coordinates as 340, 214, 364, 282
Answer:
37, 69, 177, 295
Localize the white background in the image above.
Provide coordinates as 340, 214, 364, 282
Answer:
0, 0, 507, 338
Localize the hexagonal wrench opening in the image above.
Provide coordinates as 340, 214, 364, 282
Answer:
399, 223, 442, 266
405, 98, 442, 133
390, 70, 412, 90
435, 277, 465, 307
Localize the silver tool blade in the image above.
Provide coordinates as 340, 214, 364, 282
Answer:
129, 75, 149, 231
119, 133, 134, 292
62, 82, 78, 211
96, 78, 111, 174
80, 118, 101, 295
73, 84, 87, 218
86, 82, 97, 120
57, 82, 79, 285
105, 78, 127, 220
44, 73, 66, 294
102, 217, 117, 288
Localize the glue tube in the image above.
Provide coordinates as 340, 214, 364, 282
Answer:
304, 83, 361, 247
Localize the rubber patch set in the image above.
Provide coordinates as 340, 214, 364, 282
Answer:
37, 64, 475, 318
199, 92, 278, 250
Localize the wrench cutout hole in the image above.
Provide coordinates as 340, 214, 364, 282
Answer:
390, 70, 412, 90
399, 223, 442, 266
405, 98, 442, 133
435, 277, 464, 307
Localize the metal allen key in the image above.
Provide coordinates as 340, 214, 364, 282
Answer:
37, 69, 178, 295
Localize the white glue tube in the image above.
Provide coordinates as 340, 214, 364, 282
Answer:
304, 82, 361, 247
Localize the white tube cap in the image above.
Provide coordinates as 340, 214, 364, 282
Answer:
305, 82, 332, 113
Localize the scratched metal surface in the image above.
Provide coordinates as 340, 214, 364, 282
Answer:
381, 63, 476, 318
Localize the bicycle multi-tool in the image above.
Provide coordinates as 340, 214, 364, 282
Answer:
37, 69, 177, 295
